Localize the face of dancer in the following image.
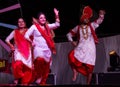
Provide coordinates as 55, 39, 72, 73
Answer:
80, 17, 90, 24
38, 14, 46, 25
18, 18, 26, 28
83, 18, 90, 24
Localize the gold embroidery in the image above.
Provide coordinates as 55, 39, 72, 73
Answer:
81, 25, 88, 40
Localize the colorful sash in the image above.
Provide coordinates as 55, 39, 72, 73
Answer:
14, 29, 30, 59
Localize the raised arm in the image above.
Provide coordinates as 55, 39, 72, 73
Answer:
54, 8, 60, 23
91, 10, 106, 29
96, 10, 105, 24
48, 8, 60, 29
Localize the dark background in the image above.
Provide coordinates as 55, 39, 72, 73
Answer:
0, 0, 120, 42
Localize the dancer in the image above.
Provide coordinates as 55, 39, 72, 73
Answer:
66, 6, 105, 85
5, 18, 33, 85
24, 8, 60, 85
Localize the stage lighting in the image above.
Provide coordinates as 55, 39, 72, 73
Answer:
107, 50, 120, 72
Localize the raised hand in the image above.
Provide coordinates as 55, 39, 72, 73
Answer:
99, 10, 106, 15
54, 8, 59, 16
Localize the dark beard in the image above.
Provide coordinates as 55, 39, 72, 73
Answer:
82, 22, 88, 25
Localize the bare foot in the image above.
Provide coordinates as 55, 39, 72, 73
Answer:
72, 69, 78, 81
87, 73, 92, 85
36, 78, 42, 84
14, 80, 18, 84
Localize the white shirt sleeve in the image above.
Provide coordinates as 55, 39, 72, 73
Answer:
5, 30, 14, 42
66, 33, 73, 42
48, 22, 60, 30
66, 26, 78, 42
24, 25, 35, 42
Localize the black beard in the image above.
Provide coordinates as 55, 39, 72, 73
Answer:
82, 22, 88, 25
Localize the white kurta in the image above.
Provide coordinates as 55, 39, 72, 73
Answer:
5, 31, 32, 68
24, 22, 60, 62
67, 15, 104, 65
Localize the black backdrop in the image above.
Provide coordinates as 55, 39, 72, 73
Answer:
0, 0, 120, 42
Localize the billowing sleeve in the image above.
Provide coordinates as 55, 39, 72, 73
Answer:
66, 25, 79, 42
48, 22, 60, 30
24, 25, 35, 42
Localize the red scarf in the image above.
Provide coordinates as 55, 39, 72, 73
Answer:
34, 23, 56, 54
14, 29, 30, 59
89, 23, 98, 44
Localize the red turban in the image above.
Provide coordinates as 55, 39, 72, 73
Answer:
80, 6, 93, 22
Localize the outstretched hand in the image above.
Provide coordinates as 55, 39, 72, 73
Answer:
99, 10, 106, 15
54, 8, 59, 16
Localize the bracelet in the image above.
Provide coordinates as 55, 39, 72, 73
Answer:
56, 19, 60, 22
55, 15, 59, 19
